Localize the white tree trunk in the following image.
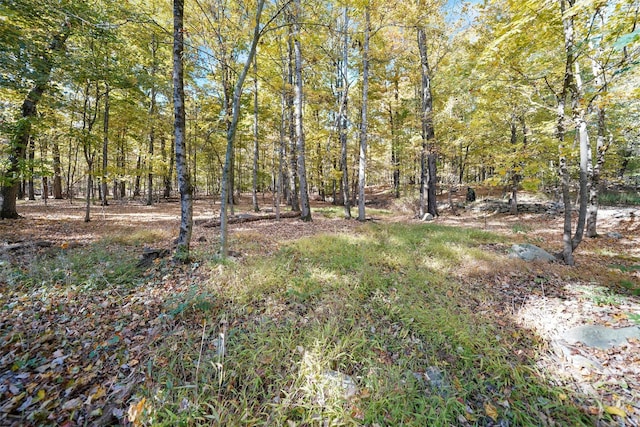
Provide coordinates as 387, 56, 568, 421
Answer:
357, 6, 370, 221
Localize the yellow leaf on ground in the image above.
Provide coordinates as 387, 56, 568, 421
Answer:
484, 402, 498, 421
37, 389, 46, 401
127, 397, 147, 426
604, 406, 626, 418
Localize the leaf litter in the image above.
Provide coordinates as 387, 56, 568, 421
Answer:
0, 196, 639, 425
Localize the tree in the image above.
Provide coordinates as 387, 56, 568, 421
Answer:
338, 5, 352, 218
357, 5, 371, 221
0, 7, 70, 218
417, 25, 438, 218
293, 0, 312, 221
173, 0, 192, 261
219, 0, 267, 256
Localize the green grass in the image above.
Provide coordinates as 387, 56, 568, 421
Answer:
598, 190, 640, 206
511, 223, 533, 234
0, 241, 143, 292
312, 206, 393, 219
140, 223, 594, 426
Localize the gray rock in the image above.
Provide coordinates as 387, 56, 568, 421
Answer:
606, 231, 623, 239
422, 213, 434, 221
560, 325, 640, 349
424, 366, 448, 391
509, 243, 556, 262
413, 366, 450, 395
321, 370, 358, 400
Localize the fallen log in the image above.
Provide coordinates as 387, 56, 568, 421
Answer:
198, 211, 301, 228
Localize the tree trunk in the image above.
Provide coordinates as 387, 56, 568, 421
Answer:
52, 137, 63, 199
173, 0, 192, 261
252, 54, 260, 212
286, 32, 300, 212
84, 164, 92, 222
293, 0, 311, 221
391, 77, 401, 199
339, 6, 351, 218
81, 82, 100, 223
557, 0, 578, 265
28, 136, 35, 200
427, 154, 438, 216
220, 0, 266, 256
571, 62, 589, 251
417, 26, 438, 218
586, 8, 610, 238
147, 38, 158, 206
1, 27, 69, 218
164, 137, 174, 198
101, 83, 109, 206
134, 154, 142, 197
357, 6, 370, 222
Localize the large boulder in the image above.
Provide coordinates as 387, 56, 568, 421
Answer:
509, 243, 556, 262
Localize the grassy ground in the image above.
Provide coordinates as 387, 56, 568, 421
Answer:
0, 196, 638, 426
142, 222, 595, 426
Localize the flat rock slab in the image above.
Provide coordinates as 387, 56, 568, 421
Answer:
509, 243, 556, 262
560, 325, 640, 349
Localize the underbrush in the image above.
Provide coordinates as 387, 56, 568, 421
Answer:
599, 190, 640, 206
0, 241, 143, 292
140, 223, 595, 426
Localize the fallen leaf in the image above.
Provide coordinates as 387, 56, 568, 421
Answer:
61, 397, 83, 411
127, 397, 146, 426
484, 401, 498, 421
604, 406, 626, 418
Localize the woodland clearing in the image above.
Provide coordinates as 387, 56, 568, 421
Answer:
0, 188, 639, 426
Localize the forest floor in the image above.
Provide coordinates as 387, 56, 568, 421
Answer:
0, 188, 639, 426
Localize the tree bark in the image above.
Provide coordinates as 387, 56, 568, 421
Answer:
164, 137, 174, 198
417, 26, 438, 218
286, 32, 299, 212
357, 6, 370, 222
82, 82, 100, 223
586, 8, 610, 238
293, 0, 312, 222
571, 63, 589, 251
27, 136, 35, 200
252, 53, 260, 212
339, 6, 351, 218
173, 0, 192, 261
1, 26, 70, 218
52, 137, 63, 199
101, 83, 110, 206
556, 0, 581, 265
147, 34, 159, 206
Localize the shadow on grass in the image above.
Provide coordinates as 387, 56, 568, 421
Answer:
146, 223, 604, 426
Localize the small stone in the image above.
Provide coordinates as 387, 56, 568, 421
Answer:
321, 370, 358, 400
606, 231, 623, 239
509, 244, 556, 262
422, 213, 434, 221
